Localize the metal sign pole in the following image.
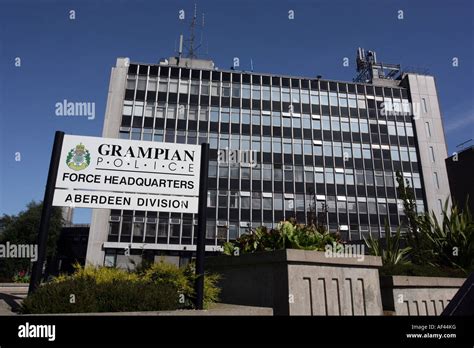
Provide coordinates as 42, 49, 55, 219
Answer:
194, 142, 209, 309
28, 131, 65, 294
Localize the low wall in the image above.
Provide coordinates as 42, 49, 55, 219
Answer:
380, 276, 466, 315
206, 249, 383, 316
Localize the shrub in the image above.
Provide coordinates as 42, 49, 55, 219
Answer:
21, 262, 221, 313
21, 277, 179, 314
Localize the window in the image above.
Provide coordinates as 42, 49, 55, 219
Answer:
137, 77, 146, 90
126, 77, 135, 90
252, 86, 261, 99
353, 144, 362, 158
208, 190, 217, 207
169, 80, 178, 93
400, 147, 409, 161
312, 119, 321, 130
360, 120, 369, 133
391, 148, 400, 161
422, 98, 428, 113
285, 198, 294, 210
263, 196, 272, 210
282, 88, 290, 102
341, 121, 350, 132
123, 101, 133, 116
190, 81, 199, 94
335, 172, 344, 184
322, 116, 331, 130
241, 196, 250, 209
159, 81, 168, 92
388, 122, 396, 135
358, 201, 367, 213
406, 124, 414, 137
356, 170, 365, 185
200, 81, 209, 95
315, 171, 324, 183
272, 87, 281, 101
210, 108, 219, 122
314, 144, 322, 156
385, 172, 394, 187
262, 86, 271, 100
433, 172, 439, 189
362, 145, 371, 159
323, 142, 332, 156
368, 201, 377, 214
148, 78, 157, 92
397, 124, 406, 136
375, 171, 384, 186
301, 90, 310, 104
425, 122, 431, 137
222, 83, 230, 97
232, 85, 241, 98
409, 148, 418, 162
218, 191, 228, 208
365, 171, 374, 186
429, 146, 436, 162
179, 81, 189, 94
291, 89, 300, 103
242, 85, 251, 99
378, 202, 387, 215
325, 168, 334, 184
320, 92, 329, 105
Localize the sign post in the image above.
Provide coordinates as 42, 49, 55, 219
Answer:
194, 143, 209, 310
28, 131, 65, 294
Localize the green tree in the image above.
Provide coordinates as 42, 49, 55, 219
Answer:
0, 201, 64, 281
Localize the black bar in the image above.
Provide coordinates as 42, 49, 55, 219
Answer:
28, 131, 65, 294
194, 142, 209, 309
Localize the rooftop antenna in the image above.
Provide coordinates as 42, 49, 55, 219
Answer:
353, 47, 401, 83
182, 3, 204, 59
250, 58, 254, 72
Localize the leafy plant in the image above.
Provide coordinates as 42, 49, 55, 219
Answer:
364, 222, 411, 266
417, 200, 474, 272
224, 219, 343, 255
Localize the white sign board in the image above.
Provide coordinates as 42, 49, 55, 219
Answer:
53, 189, 199, 213
53, 135, 201, 213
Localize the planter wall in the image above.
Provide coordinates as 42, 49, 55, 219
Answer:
380, 276, 466, 315
206, 249, 383, 316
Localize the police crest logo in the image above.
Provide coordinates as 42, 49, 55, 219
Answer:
66, 143, 91, 171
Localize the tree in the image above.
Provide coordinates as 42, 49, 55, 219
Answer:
0, 201, 64, 281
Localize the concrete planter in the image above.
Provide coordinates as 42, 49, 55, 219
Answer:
380, 275, 466, 315
206, 249, 383, 316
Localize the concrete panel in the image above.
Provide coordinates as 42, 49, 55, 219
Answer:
406, 73, 451, 217
206, 250, 383, 316
86, 58, 128, 266
380, 276, 465, 316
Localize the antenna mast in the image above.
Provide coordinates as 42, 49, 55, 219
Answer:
183, 3, 203, 59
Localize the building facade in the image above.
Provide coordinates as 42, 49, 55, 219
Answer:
85, 54, 450, 267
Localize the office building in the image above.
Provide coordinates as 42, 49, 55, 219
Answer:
86, 49, 451, 267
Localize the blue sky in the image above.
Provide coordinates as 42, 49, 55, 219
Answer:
0, 0, 473, 223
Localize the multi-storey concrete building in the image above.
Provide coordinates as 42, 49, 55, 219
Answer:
85, 50, 450, 267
